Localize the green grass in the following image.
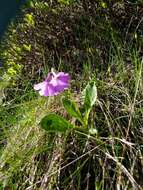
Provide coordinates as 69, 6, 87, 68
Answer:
0, 0, 143, 189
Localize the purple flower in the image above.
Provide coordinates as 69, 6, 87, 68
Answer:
34, 71, 70, 96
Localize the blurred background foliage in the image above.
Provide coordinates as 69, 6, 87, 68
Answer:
0, 0, 143, 87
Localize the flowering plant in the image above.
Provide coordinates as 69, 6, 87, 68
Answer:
34, 69, 70, 96
34, 69, 97, 133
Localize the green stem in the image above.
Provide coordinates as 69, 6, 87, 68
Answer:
83, 109, 90, 127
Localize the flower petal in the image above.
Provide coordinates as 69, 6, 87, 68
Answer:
50, 72, 70, 88
34, 71, 70, 96
34, 82, 46, 91
57, 72, 70, 82
44, 84, 60, 96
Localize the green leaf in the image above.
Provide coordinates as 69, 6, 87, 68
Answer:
62, 98, 82, 122
40, 113, 74, 133
83, 81, 97, 111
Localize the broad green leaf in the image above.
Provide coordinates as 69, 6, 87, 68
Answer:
83, 82, 97, 111
62, 98, 82, 122
40, 113, 74, 133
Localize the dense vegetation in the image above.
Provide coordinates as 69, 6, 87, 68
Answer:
0, 0, 143, 189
